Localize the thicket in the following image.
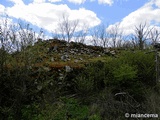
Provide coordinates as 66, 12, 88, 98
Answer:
1, 46, 160, 119
0, 18, 160, 119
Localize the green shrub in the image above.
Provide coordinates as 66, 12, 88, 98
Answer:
41, 97, 89, 120
74, 61, 106, 95
74, 75, 94, 94
88, 114, 101, 120
21, 103, 43, 120
118, 50, 155, 86
103, 51, 152, 102
112, 64, 137, 83
142, 89, 160, 114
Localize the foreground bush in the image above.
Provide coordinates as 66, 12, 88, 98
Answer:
0, 47, 158, 119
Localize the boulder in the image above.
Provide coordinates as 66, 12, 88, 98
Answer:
104, 48, 110, 54
51, 57, 54, 62
65, 65, 72, 72
61, 54, 69, 61
110, 50, 116, 55
43, 67, 51, 72
79, 58, 83, 61
37, 85, 42, 91
74, 59, 79, 63
53, 45, 58, 51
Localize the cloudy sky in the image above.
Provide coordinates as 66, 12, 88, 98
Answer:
0, 0, 160, 37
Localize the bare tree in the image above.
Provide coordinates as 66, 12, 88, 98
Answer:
125, 34, 139, 49
150, 27, 160, 45
99, 24, 109, 48
122, 40, 133, 49
18, 23, 43, 51
0, 17, 44, 119
108, 23, 123, 48
0, 16, 10, 73
90, 26, 99, 46
90, 23, 109, 47
75, 23, 88, 44
134, 22, 153, 49
55, 13, 79, 43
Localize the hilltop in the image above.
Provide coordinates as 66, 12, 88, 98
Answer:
1, 38, 160, 120
10, 38, 118, 72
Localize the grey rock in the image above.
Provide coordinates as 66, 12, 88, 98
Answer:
37, 85, 42, 91
59, 73, 63, 76
59, 76, 64, 80
59, 73, 64, 80
65, 65, 72, 72
110, 51, 116, 55
43, 67, 51, 72
72, 49, 78, 52
50, 82, 53, 86
66, 43, 70, 47
104, 48, 110, 53
79, 58, 83, 61
27, 66, 32, 70
34, 80, 38, 85
70, 50, 75, 54
61, 54, 69, 61
74, 59, 79, 63
53, 45, 58, 51
51, 57, 54, 62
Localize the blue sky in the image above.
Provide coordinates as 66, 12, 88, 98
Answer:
0, 0, 160, 39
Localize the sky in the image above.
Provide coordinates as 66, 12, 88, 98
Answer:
0, 0, 160, 40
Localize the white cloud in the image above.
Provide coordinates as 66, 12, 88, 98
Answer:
107, 0, 160, 35
5, 1, 101, 33
0, 4, 13, 29
33, 0, 46, 3
68, 0, 86, 4
69, 8, 100, 27
47, 0, 62, 3
98, 0, 113, 6
94, 0, 129, 6
155, 0, 160, 7
0, 4, 5, 15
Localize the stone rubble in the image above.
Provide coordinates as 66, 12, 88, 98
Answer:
46, 39, 117, 58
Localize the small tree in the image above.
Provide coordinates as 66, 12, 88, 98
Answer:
90, 26, 99, 46
99, 24, 109, 48
150, 27, 160, 45
75, 23, 88, 44
108, 23, 123, 48
90, 23, 109, 47
55, 13, 79, 43
0, 17, 44, 119
134, 22, 153, 49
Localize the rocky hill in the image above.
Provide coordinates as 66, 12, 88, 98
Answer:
14, 38, 118, 71
1, 38, 158, 120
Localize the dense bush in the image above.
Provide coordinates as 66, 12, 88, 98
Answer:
0, 43, 158, 119
73, 61, 106, 96
120, 51, 155, 86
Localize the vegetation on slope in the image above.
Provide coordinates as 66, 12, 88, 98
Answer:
0, 17, 160, 119
0, 37, 160, 120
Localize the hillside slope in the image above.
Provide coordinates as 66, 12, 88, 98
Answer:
10, 38, 118, 71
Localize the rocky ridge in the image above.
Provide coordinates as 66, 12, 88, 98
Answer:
29, 38, 118, 71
